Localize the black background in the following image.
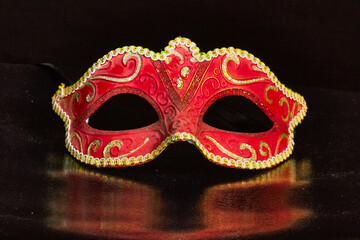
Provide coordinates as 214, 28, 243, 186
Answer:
0, 0, 359, 90
0, 1, 359, 239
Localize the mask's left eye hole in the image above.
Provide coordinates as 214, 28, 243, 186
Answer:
88, 93, 159, 131
203, 95, 273, 133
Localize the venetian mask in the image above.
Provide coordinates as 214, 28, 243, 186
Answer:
52, 37, 307, 169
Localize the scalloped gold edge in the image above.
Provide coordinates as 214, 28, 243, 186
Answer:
52, 37, 307, 169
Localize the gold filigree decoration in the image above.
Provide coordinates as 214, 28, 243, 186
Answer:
87, 140, 101, 155
265, 85, 278, 104
205, 136, 257, 161
165, 57, 171, 64
84, 82, 96, 102
58, 83, 65, 89
201, 77, 220, 96
88, 53, 142, 82
173, 50, 184, 64
70, 92, 80, 117
275, 133, 289, 155
222, 54, 267, 85
239, 143, 257, 161
279, 97, 290, 122
165, 50, 184, 65
176, 77, 183, 89
252, 65, 263, 72
290, 102, 301, 119
180, 66, 190, 78
103, 138, 149, 159
70, 132, 83, 153
259, 141, 272, 158
103, 140, 122, 159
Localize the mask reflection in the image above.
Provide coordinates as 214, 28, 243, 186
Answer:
46, 155, 313, 239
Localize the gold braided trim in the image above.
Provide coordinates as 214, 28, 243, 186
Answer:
52, 37, 307, 169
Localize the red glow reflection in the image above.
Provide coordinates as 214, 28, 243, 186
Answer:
46, 156, 312, 239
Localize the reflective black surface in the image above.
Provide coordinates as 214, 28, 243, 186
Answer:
0, 64, 359, 239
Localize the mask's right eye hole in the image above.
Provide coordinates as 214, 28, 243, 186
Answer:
88, 94, 159, 131
203, 95, 273, 133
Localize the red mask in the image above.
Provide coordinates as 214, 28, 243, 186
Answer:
52, 37, 307, 169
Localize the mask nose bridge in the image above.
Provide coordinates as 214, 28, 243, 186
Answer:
166, 109, 196, 137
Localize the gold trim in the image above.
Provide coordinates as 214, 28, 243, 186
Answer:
88, 53, 142, 82
222, 54, 267, 85
58, 83, 65, 89
52, 37, 308, 169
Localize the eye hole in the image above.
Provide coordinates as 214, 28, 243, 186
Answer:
203, 95, 273, 133
88, 94, 159, 131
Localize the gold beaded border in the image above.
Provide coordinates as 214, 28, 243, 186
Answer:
52, 37, 307, 169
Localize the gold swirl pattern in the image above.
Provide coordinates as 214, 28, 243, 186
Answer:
275, 133, 289, 155
222, 54, 267, 85
70, 132, 83, 153
176, 77, 183, 89
165, 57, 171, 64
84, 82, 96, 102
164, 50, 184, 65
265, 85, 278, 104
180, 66, 190, 78
173, 50, 184, 64
103, 140, 122, 159
88, 53, 142, 82
213, 68, 220, 75
279, 97, 290, 122
70, 92, 80, 117
252, 65, 263, 72
290, 102, 301, 119
87, 140, 101, 155
205, 136, 257, 162
259, 141, 272, 158
103, 138, 149, 159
